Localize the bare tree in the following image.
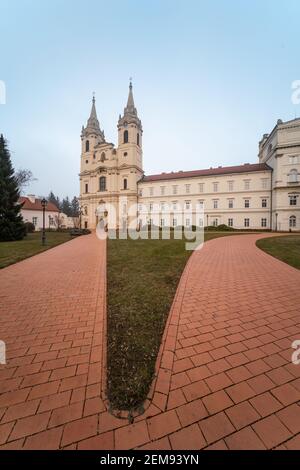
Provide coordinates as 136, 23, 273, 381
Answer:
15, 169, 37, 193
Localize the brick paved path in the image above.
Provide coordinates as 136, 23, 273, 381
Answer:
0, 233, 300, 449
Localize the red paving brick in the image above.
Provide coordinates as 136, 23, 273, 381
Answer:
1, 233, 300, 450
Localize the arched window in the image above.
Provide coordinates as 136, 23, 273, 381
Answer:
84, 206, 88, 215
124, 130, 128, 143
137, 133, 140, 146
289, 215, 296, 228
288, 169, 299, 183
99, 176, 106, 192
123, 178, 127, 190
85, 140, 89, 152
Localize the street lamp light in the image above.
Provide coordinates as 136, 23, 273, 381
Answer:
41, 198, 47, 246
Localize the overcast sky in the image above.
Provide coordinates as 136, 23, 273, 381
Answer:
0, 0, 299, 198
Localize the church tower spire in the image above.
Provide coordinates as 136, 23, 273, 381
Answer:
82, 94, 105, 142
118, 80, 142, 146
117, 80, 143, 172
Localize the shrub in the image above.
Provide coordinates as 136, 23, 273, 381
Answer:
24, 221, 35, 233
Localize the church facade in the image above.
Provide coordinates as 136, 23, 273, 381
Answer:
79, 83, 300, 232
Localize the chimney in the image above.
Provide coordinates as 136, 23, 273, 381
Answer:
27, 194, 36, 204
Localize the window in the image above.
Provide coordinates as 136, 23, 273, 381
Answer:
149, 187, 154, 196
262, 198, 267, 208
123, 130, 128, 143
185, 201, 191, 210
149, 202, 153, 211
289, 156, 299, 164
289, 195, 297, 206
172, 201, 177, 210
199, 218, 204, 227
228, 199, 234, 209
213, 199, 218, 209
85, 160, 88, 164
160, 186, 165, 195
124, 152, 128, 157
261, 218, 267, 227
160, 202, 165, 211
137, 133, 140, 146
173, 218, 177, 227
268, 143, 273, 153
289, 215, 296, 228
84, 221, 88, 229
261, 178, 268, 189
160, 218, 165, 227
84, 206, 88, 215
123, 178, 128, 190
245, 199, 250, 208
199, 183, 204, 193
32, 217, 37, 226
244, 218, 250, 227
185, 184, 191, 194
85, 183, 88, 193
198, 200, 204, 209
288, 169, 299, 183
172, 185, 178, 195
228, 218, 233, 227
139, 189, 143, 197
212, 218, 218, 227
185, 219, 190, 227
228, 181, 234, 192
213, 182, 219, 192
244, 180, 250, 190
85, 140, 89, 152
99, 176, 106, 192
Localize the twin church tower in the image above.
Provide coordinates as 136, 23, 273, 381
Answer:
79, 82, 143, 229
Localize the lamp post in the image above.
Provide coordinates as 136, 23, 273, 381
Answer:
206, 213, 209, 228
275, 212, 278, 232
41, 198, 47, 246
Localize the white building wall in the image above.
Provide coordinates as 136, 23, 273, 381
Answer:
21, 209, 60, 231
138, 169, 272, 230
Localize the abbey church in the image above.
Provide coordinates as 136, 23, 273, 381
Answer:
79, 83, 300, 232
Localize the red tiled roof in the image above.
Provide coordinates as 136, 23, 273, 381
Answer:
141, 163, 272, 182
19, 197, 60, 212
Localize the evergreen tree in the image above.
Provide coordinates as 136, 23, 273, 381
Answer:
61, 196, 71, 216
70, 196, 79, 217
48, 191, 60, 211
0, 135, 26, 241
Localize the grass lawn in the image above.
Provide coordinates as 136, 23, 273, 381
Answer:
0, 231, 73, 269
107, 231, 250, 411
256, 235, 300, 270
